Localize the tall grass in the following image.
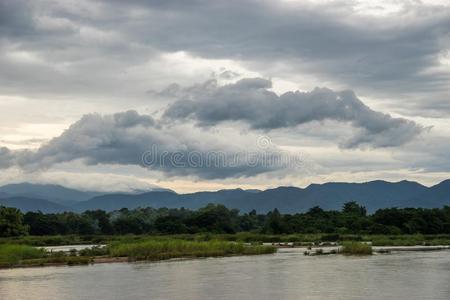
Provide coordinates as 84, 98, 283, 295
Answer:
2, 233, 449, 248
0, 244, 46, 266
0, 244, 93, 268
367, 234, 438, 246
109, 240, 276, 261
0, 240, 275, 268
340, 242, 372, 255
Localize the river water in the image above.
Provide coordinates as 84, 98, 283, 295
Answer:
0, 248, 449, 300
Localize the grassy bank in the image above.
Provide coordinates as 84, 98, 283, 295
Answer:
0, 244, 91, 268
0, 239, 275, 268
0, 244, 45, 266
1, 233, 449, 248
109, 240, 276, 261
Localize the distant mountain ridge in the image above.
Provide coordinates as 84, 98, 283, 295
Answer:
0, 183, 103, 206
0, 196, 69, 213
0, 191, 10, 198
0, 180, 449, 213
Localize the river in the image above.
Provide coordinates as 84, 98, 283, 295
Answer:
0, 248, 449, 300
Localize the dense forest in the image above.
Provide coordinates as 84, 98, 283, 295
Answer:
1, 202, 450, 237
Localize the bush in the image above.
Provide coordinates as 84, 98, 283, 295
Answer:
340, 242, 372, 255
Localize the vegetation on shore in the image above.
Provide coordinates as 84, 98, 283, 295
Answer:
0, 244, 91, 268
0, 244, 45, 266
0, 239, 275, 268
1, 202, 449, 266
340, 242, 373, 255
1, 203, 449, 239
2, 234, 449, 268
109, 240, 275, 261
1, 233, 450, 248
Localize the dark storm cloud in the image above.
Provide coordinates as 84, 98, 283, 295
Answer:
163, 78, 425, 148
0, 0, 449, 113
0, 110, 295, 179
0, 1, 34, 37
102, 0, 450, 100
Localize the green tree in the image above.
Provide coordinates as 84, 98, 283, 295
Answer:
0, 206, 28, 237
84, 210, 114, 235
24, 212, 64, 235
342, 202, 367, 216
263, 209, 289, 234
186, 204, 236, 233
154, 215, 187, 234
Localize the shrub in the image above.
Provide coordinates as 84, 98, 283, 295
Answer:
340, 242, 372, 255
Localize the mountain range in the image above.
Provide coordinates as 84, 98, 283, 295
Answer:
0, 180, 449, 213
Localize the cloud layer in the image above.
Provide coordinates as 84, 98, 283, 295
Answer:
0, 0, 449, 190
163, 78, 425, 148
0, 110, 300, 179
0, 78, 426, 180
0, 0, 449, 113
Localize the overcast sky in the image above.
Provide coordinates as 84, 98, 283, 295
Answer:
0, 0, 449, 193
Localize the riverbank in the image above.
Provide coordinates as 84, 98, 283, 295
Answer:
0, 244, 92, 268
303, 244, 450, 256
2, 233, 449, 247
2, 242, 450, 268
0, 240, 276, 269
2, 233, 450, 268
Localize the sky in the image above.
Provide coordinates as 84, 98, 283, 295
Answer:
0, 0, 449, 193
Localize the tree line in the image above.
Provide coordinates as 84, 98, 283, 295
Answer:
1, 202, 450, 237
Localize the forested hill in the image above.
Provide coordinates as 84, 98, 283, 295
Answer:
1, 180, 450, 213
